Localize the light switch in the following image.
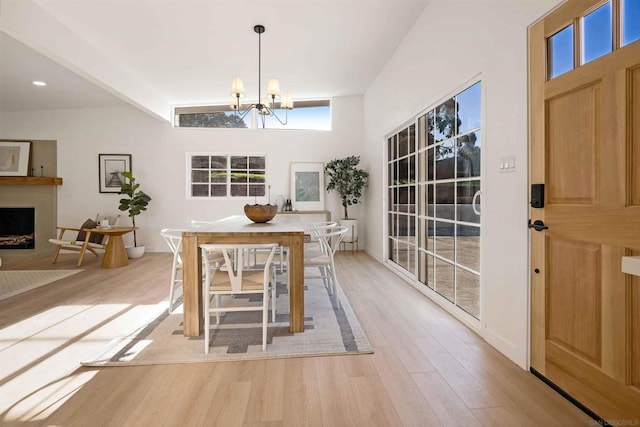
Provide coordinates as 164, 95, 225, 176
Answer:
499, 155, 516, 173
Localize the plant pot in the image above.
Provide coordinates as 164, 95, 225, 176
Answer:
126, 245, 145, 259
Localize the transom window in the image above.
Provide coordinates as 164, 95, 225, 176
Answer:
175, 100, 331, 130
187, 153, 266, 198
547, 0, 640, 79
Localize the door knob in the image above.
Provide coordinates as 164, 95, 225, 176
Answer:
528, 219, 548, 232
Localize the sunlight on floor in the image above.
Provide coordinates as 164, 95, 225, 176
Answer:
0, 302, 167, 422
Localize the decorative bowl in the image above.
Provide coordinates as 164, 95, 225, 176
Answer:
244, 204, 278, 223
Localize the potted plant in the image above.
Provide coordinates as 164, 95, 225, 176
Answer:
118, 171, 152, 258
324, 155, 369, 247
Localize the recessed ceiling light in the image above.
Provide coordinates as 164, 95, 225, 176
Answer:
32, 80, 47, 86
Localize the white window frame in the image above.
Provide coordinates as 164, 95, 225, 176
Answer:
186, 152, 267, 199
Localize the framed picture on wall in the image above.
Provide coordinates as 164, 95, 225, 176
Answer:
99, 154, 131, 193
0, 141, 31, 176
290, 162, 325, 211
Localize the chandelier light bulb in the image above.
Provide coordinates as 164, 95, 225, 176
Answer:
230, 77, 245, 97
266, 79, 280, 97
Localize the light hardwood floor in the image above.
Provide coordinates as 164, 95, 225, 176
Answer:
0, 251, 593, 426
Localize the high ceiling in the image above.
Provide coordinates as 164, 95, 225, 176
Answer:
0, 0, 429, 121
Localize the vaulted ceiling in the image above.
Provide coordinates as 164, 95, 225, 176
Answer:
0, 0, 428, 121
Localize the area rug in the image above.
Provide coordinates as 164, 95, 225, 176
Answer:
0, 270, 82, 301
82, 274, 373, 366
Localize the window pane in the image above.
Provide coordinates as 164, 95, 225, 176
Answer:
456, 224, 480, 272
210, 171, 227, 183
388, 137, 395, 161
456, 268, 480, 319
435, 140, 455, 180
210, 156, 227, 169
398, 130, 409, 157
434, 220, 455, 261
548, 25, 574, 78
418, 250, 427, 285
230, 184, 247, 196
427, 219, 434, 251
426, 254, 434, 289
456, 131, 481, 178
427, 110, 435, 146
456, 82, 481, 133
389, 238, 397, 263
623, 0, 640, 46
264, 105, 331, 130
582, 2, 612, 64
397, 242, 408, 270
230, 156, 247, 169
427, 147, 435, 181
457, 180, 480, 223
192, 184, 209, 197
191, 170, 209, 183
435, 99, 456, 141
409, 154, 416, 183
249, 184, 265, 197
249, 156, 265, 169
435, 258, 454, 302
435, 182, 455, 220
231, 172, 247, 183
248, 170, 265, 183
211, 184, 227, 197
192, 156, 209, 169
427, 184, 434, 217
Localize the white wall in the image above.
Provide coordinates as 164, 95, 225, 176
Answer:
0, 95, 364, 253
362, 0, 563, 368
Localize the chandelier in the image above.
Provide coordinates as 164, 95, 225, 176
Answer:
230, 25, 294, 128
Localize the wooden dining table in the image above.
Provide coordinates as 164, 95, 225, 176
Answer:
181, 215, 305, 336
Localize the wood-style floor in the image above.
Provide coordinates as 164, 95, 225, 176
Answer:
0, 251, 593, 426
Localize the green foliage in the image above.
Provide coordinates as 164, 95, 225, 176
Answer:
179, 112, 247, 128
118, 171, 151, 247
324, 155, 369, 220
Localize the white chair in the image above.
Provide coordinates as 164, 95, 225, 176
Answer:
304, 225, 348, 304
200, 243, 279, 353
303, 221, 337, 258
49, 213, 121, 266
160, 228, 186, 314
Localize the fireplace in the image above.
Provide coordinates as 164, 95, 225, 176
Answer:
0, 207, 35, 249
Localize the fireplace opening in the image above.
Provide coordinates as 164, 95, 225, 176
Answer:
0, 207, 35, 249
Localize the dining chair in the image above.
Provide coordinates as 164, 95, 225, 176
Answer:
304, 225, 348, 304
49, 213, 121, 266
160, 228, 187, 314
200, 242, 279, 353
303, 221, 337, 259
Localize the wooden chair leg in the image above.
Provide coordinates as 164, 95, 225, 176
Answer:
77, 240, 91, 267
52, 245, 62, 264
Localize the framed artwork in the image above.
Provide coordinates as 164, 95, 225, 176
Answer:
99, 154, 131, 193
0, 141, 31, 176
290, 162, 325, 211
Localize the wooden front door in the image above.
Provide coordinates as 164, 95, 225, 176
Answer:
529, 0, 640, 422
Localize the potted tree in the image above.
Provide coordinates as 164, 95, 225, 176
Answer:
118, 171, 152, 258
324, 156, 369, 248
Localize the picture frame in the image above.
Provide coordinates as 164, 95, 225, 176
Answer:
0, 141, 31, 176
99, 154, 132, 193
290, 162, 325, 211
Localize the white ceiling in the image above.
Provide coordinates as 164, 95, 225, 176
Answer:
0, 0, 429, 120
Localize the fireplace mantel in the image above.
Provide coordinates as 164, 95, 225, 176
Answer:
0, 177, 62, 185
